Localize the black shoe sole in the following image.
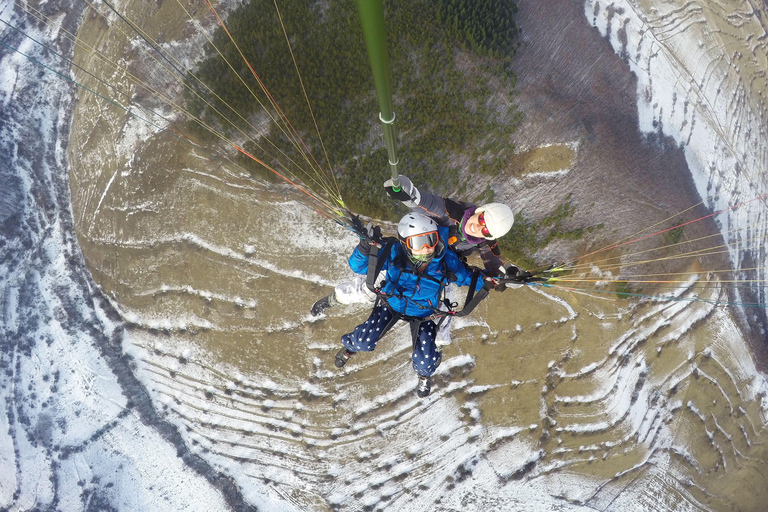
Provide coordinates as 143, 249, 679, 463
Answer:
311, 301, 329, 317
335, 349, 352, 368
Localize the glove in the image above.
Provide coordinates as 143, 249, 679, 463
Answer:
357, 223, 383, 257
384, 185, 411, 202
365, 222, 383, 244
383, 175, 420, 208
502, 265, 533, 283
484, 276, 507, 292
349, 214, 366, 236
516, 270, 534, 283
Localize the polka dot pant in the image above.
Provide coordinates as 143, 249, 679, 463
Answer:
341, 305, 442, 377
410, 319, 441, 377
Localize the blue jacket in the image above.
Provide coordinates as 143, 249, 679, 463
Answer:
348, 226, 484, 318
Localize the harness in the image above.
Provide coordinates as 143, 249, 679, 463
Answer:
364, 238, 491, 324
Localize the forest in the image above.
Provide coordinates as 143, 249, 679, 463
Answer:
186, 0, 521, 220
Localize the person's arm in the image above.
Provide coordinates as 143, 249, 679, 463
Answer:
347, 235, 376, 275
415, 191, 455, 226
384, 175, 456, 225
347, 247, 369, 275
478, 241, 505, 276
347, 220, 388, 275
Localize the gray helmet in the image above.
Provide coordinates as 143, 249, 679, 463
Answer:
397, 212, 440, 264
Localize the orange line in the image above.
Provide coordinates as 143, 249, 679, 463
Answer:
233, 145, 331, 208
204, 0, 326, 177
575, 192, 768, 263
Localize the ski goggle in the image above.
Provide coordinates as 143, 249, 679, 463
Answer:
404, 231, 439, 251
478, 212, 492, 238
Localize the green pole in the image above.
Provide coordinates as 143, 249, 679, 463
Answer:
355, 0, 400, 189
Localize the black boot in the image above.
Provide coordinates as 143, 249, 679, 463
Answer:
417, 375, 432, 398
335, 348, 355, 368
311, 292, 338, 316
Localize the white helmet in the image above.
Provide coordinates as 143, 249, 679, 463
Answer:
476, 203, 514, 239
397, 212, 440, 263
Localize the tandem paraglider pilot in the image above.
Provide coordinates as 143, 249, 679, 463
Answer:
332, 212, 485, 398
383, 175, 515, 276
312, 176, 520, 348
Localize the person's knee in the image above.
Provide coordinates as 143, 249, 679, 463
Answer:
342, 308, 390, 352
342, 330, 380, 352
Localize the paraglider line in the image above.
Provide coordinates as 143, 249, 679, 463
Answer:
546, 283, 765, 308
233, 145, 340, 216
574, 192, 768, 263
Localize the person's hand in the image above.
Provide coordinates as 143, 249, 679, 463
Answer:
485, 276, 507, 292
366, 222, 382, 244
349, 214, 366, 236
383, 176, 420, 207
384, 183, 411, 202
503, 265, 533, 283
357, 223, 383, 256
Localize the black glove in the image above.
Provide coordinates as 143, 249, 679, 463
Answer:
349, 214, 365, 236
503, 265, 535, 283
516, 270, 534, 282
385, 187, 411, 202
383, 176, 420, 207
366, 223, 383, 244
357, 223, 383, 256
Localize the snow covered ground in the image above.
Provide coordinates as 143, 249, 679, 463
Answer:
2, 0, 768, 511
586, 0, 768, 320
0, 2, 251, 510
122, 273, 768, 511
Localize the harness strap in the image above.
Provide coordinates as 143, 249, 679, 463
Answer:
365, 238, 396, 293
451, 269, 492, 318
372, 299, 436, 354
367, 241, 490, 320
371, 298, 403, 339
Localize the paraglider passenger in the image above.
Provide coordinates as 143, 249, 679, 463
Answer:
333, 212, 484, 398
